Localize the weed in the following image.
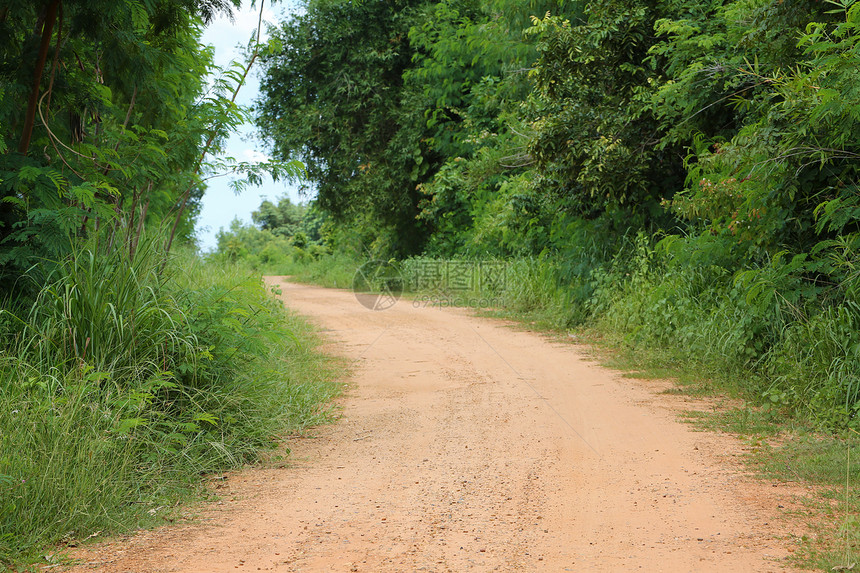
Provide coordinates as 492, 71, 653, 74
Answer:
0, 237, 342, 565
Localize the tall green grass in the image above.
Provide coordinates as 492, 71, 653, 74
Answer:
592, 238, 775, 377
270, 249, 360, 289
766, 302, 860, 428
0, 235, 342, 564
12, 235, 195, 386
589, 235, 860, 429
495, 259, 589, 328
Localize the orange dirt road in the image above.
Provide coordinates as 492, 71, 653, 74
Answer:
64, 280, 811, 572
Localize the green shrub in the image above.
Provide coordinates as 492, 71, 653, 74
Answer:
0, 236, 341, 563
498, 259, 587, 328
766, 302, 860, 429
591, 233, 783, 384
11, 235, 195, 387
272, 250, 361, 290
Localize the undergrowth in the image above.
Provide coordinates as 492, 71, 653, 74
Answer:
0, 236, 342, 565
250, 249, 360, 290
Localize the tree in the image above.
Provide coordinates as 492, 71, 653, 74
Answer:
405, 0, 561, 256
0, 0, 242, 291
255, 0, 431, 257
653, 0, 837, 254
252, 196, 306, 237
525, 1, 685, 223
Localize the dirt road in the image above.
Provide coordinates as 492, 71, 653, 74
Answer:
65, 280, 811, 572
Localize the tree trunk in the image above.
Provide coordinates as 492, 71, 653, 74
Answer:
18, 0, 61, 155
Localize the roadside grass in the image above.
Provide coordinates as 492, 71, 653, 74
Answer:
175, 253, 345, 435
257, 251, 360, 290
0, 239, 343, 568
760, 434, 860, 571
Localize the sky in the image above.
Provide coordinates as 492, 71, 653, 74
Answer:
196, 1, 304, 252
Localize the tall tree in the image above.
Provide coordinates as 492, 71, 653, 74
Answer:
525, 0, 685, 223
404, 0, 561, 255
255, 0, 431, 256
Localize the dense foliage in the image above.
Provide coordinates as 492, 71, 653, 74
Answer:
0, 0, 301, 289
255, 0, 432, 255
0, 241, 341, 561
242, 0, 860, 431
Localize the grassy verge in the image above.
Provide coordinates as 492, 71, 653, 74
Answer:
250, 249, 360, 290
0, 238, 343, 567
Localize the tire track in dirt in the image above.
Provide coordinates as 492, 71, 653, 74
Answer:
63, 280, 813, 572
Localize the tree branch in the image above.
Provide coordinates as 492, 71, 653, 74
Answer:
165, 0, 267, 255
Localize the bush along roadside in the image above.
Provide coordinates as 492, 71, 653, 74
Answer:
0, 234, 342, 565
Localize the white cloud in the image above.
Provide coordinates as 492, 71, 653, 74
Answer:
200, 2, 282, 69
231, 3, 278, 37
